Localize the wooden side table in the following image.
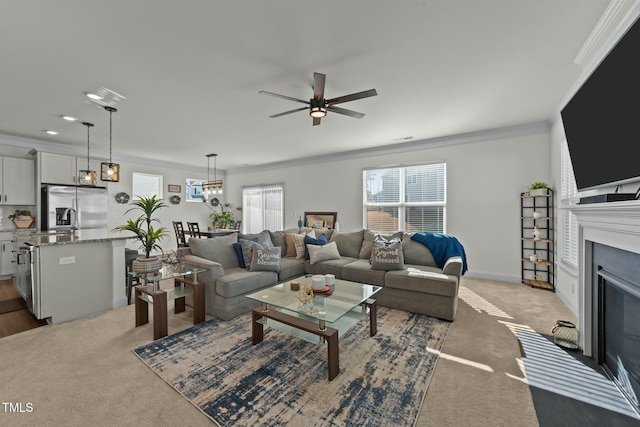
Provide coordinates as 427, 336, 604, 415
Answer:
135, 275, 205, 340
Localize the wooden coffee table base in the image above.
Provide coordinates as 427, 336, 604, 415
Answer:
251, 298, 378, 381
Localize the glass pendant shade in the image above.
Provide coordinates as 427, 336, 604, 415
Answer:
78, 121, 96, 187
100, 106, 121, 182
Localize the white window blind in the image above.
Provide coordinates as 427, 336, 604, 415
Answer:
363, 162, 446, 233
242, 184, 284, 233
561, 139, 579, 268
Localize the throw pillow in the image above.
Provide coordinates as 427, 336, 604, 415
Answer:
240, 239, 261, 269
304, 233, 328, 259
238, 230, 274, 248
232, 237, 259, 268
284, 233, 301, 257
307, 241, 341, 265
359, 230, 404, 259
371, 239, 404, 270
269, 230, 287, 257
249, 244, 281, 272
291, 231, 315, 259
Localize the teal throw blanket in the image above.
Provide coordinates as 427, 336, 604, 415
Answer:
410, 232, 468, 275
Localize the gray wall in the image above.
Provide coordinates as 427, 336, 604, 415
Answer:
225, 127, 552, 283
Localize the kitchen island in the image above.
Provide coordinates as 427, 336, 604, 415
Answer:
15, 229, 133, 323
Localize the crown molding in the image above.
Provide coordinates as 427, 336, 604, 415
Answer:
226, 122, 550, 175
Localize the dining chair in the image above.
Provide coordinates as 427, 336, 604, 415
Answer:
233, 220, 242, 231
187, 222, 206, 239
173, 221, 188, 248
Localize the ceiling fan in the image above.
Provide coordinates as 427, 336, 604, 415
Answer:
259, 72, 377, 126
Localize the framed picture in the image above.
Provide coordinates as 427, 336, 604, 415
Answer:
304, 212, 338, 229
168, 184, 181, 193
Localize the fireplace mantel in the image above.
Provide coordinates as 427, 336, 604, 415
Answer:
569, 200, 640, 356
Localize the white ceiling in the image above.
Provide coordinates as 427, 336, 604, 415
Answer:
0, 0, 637, 171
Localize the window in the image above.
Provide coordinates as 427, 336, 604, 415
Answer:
185, 178, 204, 202
363, 162, 446, 233
132, 173, 163, 199
242, 184, 284, 233
561, 139, 579, 269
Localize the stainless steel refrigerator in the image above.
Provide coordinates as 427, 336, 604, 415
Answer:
40, 185, 108, 231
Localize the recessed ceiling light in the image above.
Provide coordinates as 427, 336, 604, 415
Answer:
86, 93, 103, 100
393, 136, 414, 142
45, 130, 59, 135
62, 115, 77, 121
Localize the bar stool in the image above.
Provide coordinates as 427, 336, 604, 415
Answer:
125, 249, 141, 304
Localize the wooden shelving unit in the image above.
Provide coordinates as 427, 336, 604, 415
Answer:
521, 189, 554, 291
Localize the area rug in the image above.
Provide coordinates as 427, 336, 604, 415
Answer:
134, 307, 450, 427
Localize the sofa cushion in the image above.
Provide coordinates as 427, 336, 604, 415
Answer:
371, 239, 404, 270
249, 244, 281, 272
215, 268, 278, 298
304, 233, 327, 259
232, 237, 258, 268
359, 230, 403, 259
304, 256, 357, 278
329, 229, 364, 259
269, 230, 288, 257
307, 241, 341, 265
188, 233, 239, 269
278, 257, 305, 281
384, 264, 458, 298
341, 259, 386, 286
402, 233, 437, 267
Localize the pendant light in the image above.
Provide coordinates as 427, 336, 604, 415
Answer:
202, 153, 223, 201
100, 106, 121, 182
78, 122, 96, 186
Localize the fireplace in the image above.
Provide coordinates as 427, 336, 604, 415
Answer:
570, 200, 640, 415
593, 244, 640, 412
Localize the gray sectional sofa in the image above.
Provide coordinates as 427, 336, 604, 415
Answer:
178, 228, 464, 322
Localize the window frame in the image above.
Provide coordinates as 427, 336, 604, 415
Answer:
362, 161, 446, 233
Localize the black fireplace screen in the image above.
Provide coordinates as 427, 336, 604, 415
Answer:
599, 270, 640, 412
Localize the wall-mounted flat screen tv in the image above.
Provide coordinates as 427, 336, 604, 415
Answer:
561, 18, 640, 192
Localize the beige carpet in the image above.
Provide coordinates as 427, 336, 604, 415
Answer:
0, 277, 575, 426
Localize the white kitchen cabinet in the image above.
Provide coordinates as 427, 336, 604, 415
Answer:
0, 232, 15, 277
0, 157, 36, 205
40, 152, 77, 185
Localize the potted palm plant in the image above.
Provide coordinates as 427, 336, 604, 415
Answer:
113, 195, 168, 273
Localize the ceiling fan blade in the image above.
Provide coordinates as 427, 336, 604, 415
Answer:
269, 106, 309, 118
326, 89, 378, 105
327, 105, 365, 119
312, 116, 321, 126
259, 90, 309, 105
313, 72, 326, 101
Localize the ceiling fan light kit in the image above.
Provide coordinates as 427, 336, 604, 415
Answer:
260, 72, 377, 126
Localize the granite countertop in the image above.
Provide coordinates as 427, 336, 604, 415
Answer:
14, 229, 134, 247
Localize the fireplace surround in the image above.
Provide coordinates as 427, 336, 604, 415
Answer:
570, 200, 640, 413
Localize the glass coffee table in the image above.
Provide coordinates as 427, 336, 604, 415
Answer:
246, 276, 381, 380
131, 263, 207, 340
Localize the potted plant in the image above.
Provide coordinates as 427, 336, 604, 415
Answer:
211, 202, 241, 229
113, 195, 168, 273
529, 182, 549, 197
9, 209, 35, 229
